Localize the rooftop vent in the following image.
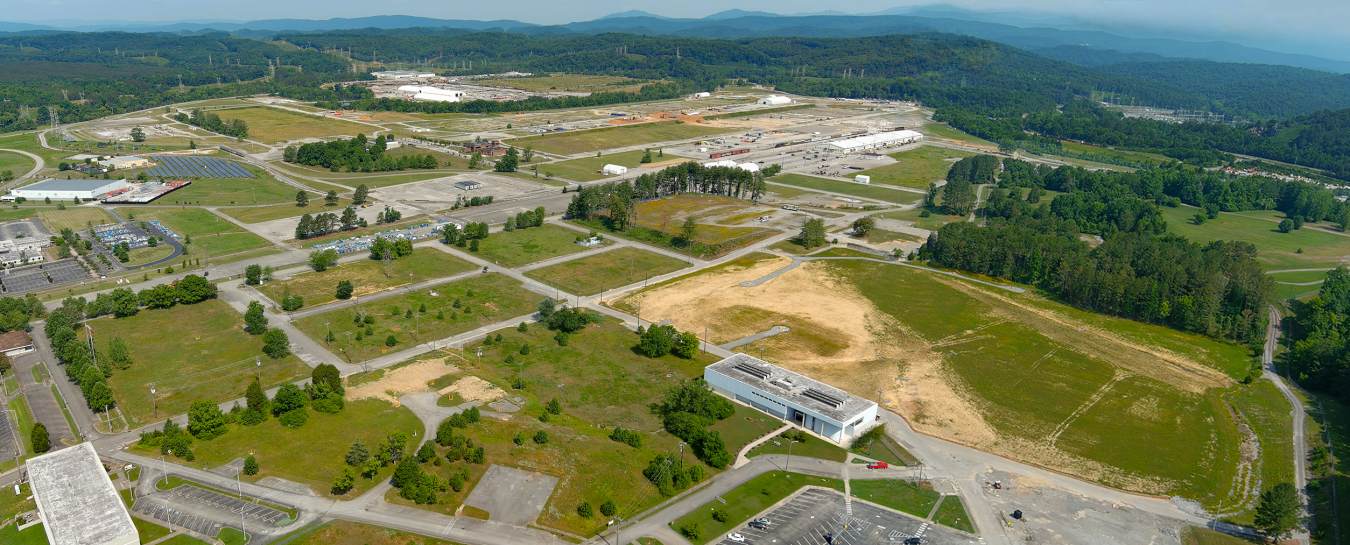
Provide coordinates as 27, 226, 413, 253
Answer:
734, 362, 770, 380
802, 388, 845, 409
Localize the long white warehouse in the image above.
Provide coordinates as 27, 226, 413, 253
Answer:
704, 353, 879, 444
829, 129, 924, 153
10, 178, 129, 201
27, 442, 139, 545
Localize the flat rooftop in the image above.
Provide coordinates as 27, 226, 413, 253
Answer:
26, 442, 137, 545
18, 178, 125, 192
707, 353, 876, 423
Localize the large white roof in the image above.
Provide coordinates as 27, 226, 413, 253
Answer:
27, 443, 137, 545
829, 129, 924, 150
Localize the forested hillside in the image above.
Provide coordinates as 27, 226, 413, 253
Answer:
1096, 61, 1350, 118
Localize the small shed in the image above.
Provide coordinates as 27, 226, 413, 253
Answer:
855, 175, 871, 184
454, 181, 483, 191
0, 330, 32, 356
602, 164, 628, 175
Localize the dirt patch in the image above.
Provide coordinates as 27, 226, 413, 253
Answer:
347, 358, 461, 403
439, 376, 506, 403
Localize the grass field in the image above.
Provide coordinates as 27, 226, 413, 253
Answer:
931, 495, 974, 532
874, 205, 967, 231
1060, 142, 1171, 167
1182, 526, 1263, 544
297, 217, 428, 247
1270, 270, 1328, 284
263, 249, 473, 307
920, 123, 998, 149
133, 518, 172, 542
854, 146, 976, 189
1160, 206, 1350, 270
190, 232, 273, 256
709, 403, 783, 455
384, 321, 720, 536
281, 520, 466, 545
507, 122, 734, 155
770, 174, 915, 203
849, 478, 940, 519
632, 194, 776, 245
475, 224, 591, 268
533, 150, 691, 182
158, 533, 211, 545
86, 298, 311, 426
35, 207, 115, 232
672, 472, 845, 541
136, 399, 420, 498
0, 151, 35, 177
123, 244, 175, 267
119, 208, 238, 237
1220, 380, 1294, 527
0, 481, 33, 527
151, 171, 302, 206
218, 199, 353, 224
0, 521, 47, 545
217, 107, 360, 144
748, 430, 849, 462
293, 273, 542, 363
523, 247, 690, 296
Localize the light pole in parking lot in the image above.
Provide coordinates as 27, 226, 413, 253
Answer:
785, 439, 801, 473
161, 453, 173, 532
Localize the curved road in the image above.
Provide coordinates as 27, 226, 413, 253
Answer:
1265, 306, 1311, 543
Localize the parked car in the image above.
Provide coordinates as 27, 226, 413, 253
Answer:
752, 518, 770, 525
728, 533, 746, 542
904, 538, 925, 544
749, 521, 768, 529
867, 461, 889, 469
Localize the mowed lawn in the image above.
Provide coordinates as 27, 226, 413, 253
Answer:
631, 194, 775, 244
118, 207, 272, 256
849, 478, 941, 519
708, 402, 782, 454
833, 259, 1256, 508
218, 199, 353, 224
533, 149, 692, 182
294, 273, 543, 362
35, 207, 116, 232
282, 520, 466, 545
854, 146, 975, 189
1160, 205, 1350, 270
770, 173, 916, 203
920, 122, 998, 149
154, 173, 301, 206
507, 122, 734, 155
216, 107, 360, 144
86, 298, 311, 426
262, 248, 473, 307
475, 224, 591, 268
138, 399, 421, 498
524, 246, 690, 295
0, 151, 35, 176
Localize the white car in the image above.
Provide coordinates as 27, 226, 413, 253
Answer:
728, 533, 746, 543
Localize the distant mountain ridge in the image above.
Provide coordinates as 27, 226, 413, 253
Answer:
4, 9, 1348, 73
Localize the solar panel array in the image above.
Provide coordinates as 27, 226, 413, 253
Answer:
144, 156, 254, 179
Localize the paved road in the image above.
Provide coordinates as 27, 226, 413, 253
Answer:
10, 344, 77, 449
1265, 306, 1311, 544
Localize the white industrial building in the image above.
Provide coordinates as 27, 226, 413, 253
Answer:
829, 130, 924, 153
703, 160, 759, 172
757, 95, 792, 106
602, 164, 628, 175
692, 92, 711, 98
373, 70, 437, 80
399, 86, 466, 103
10, 178, 129, 201
26, 442, 139, 545
705, 354, 879, 444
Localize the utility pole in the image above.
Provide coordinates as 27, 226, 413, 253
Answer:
255, 356, 261, 381
325, 322, 331, 345
150, 385, 157, 419
161, 454, 173, 532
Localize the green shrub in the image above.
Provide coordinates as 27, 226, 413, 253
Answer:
278, 408, 309, 428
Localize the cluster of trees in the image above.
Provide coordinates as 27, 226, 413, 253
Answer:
334, 432, 411, 495
652, 380, 734, 469
921, 219, 1271, 345
635, 324, 700, 358
376, 205, 403, 224
1288, 269, 1350, 396
46, 311, 120, 412
441, 222, 490, 252
504, 206, 546, 232
369, 237, 415, 262
609, 427, 643, 448
375, 408, 489, 503
536, 298, 603, 346
285, 134, 440, 173
175, 108, 248, 138
449, 194, 494, 210
294, 208, 361, 239
566, 162, 767, 227
320, 81, 694, 116
643, 451, 708, 498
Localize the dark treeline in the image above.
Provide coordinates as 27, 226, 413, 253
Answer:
566, 161, 766, 226
175, 108, 248, 138
1290, 269, 1350, 396
323, 81, 693, 114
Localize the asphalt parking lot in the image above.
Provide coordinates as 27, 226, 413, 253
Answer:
0, 259, 90, 295
131, 483, 290, 538
714, 487, 979, 545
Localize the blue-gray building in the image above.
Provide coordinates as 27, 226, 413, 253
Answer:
705, 354, 879, 444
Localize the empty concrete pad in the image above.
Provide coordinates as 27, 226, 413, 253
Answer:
464, 464, 558, 526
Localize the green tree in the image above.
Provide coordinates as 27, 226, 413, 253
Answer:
187, 400, 228, 440
385, 335, 398, 347
578, 502, 594, 518
1253, 482, 1301, 539
533, 430, 549, 444
600, 499, 617, 517
495, 147, 519, 172
245, 264, 263, 285
325, 190, 339, 206
309, 249, 338, 272
243, 455, 259, 476
244, 301, 268, 335
130, 127, 145, 142
640, 149, 653, 163
799, 218, 827, 249
174, 275, 216, 304
346, 440, 371, 467
353, 184, 369, 205
522, 146, 534, 162
851, 216, 875, 236
1278, 219, 1294, 233
336, 280, 354, 300
679, 217, 699, 248
262, 328, 290, 358
245, 378, 269, 416
546, 397, 562, 415
87, 381, 114, 412
331, 467, 356, 495
31, 422, 49, 453
941, 178, 976, 216
107, 336, 133, 370
296, 190, 309, 207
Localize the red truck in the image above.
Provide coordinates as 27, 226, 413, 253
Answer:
867, 462, 889, 470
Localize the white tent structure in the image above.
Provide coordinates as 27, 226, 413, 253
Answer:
602, 164, 628, 175
737, 163, 760, 172
829, 130, 924, 153
757, 95, 792, 105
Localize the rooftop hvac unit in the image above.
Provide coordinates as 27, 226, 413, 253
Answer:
802, 388, 845, 409
734, 362, 770, 380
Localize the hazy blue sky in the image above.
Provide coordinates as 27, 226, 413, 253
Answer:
5, 0, 1344, 56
